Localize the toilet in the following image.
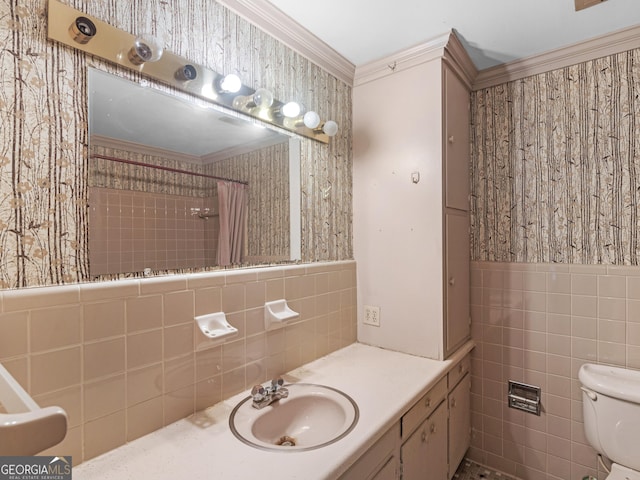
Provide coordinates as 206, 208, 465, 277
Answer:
579, 363, 640, 480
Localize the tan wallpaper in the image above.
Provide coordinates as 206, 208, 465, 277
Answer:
471, 48, 640, 265
0, 0, 352, 289
89, 143, 214, 197
206, 142, 290, 259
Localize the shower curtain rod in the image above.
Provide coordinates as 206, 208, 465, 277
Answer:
90, 154, 249, 186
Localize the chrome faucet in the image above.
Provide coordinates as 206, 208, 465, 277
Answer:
251, 377, 289, 409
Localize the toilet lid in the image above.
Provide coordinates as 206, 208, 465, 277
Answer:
579, 364, 640, 404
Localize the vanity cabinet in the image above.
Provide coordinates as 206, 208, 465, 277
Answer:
353, 30, 475, 361
401, 402, 448, 479
446, 355, 471, 479
400, 376, 449, 479
448, 372, 471, 477
339, 355, 471, 480
398, 356, 470, 480
339, 422, 400, 480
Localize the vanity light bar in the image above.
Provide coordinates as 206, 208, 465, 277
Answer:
46, 0, 332, 144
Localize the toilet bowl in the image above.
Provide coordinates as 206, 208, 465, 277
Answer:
579, 364, 640, 480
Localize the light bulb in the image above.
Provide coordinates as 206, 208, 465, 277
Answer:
322, 120, 339, 137
281, 102, 302, 118
219, 74, 242, 93
232, 95, 249, 110
252, 88, 274, 109
175, 64, 197, 82
128, 34, 164, 65
303, 111, 321, 129
234, 88, 275, 111
69, 16, 97, 44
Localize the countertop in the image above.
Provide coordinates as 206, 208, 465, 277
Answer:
74, 341, 474, 480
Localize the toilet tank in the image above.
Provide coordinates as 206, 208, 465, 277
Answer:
579, 364, 640, 471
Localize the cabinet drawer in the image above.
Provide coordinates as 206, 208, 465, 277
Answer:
448, 354, 470, 390
401, 376, 447, 439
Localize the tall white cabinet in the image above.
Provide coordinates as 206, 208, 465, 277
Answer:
353, 31, 476, 360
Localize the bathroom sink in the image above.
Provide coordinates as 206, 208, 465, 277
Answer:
229, 383, 359, 451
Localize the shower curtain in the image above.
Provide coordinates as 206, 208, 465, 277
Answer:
216, 180, 248, 266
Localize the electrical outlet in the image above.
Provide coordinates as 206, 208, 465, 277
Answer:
363, 305, 380, 327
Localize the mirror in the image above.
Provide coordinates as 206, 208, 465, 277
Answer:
87, 68, 301, 277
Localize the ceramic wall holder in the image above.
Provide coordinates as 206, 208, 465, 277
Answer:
264, 299, 299, 331
195, 312, 238, 350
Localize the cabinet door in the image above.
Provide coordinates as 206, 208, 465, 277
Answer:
401, 401, 447, 480
340, 423, 399, 480
444, 65, 470, 211
448, 374, 471, 478
445, 211, 470, 355
372, 456, 398, 480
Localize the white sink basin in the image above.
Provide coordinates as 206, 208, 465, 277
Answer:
229, 383, 359, 451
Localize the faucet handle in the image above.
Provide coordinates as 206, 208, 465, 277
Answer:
251, 385, 266, 401
271, 377, 285, 390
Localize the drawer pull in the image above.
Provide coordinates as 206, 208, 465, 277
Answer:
458, 363, 463, 373
448, 135, 454, 143
451, 398, 457, 408
430, 423, 437, 434
421, 429, 427, 442
449, 277, 455, 286
425, 397, 431, 408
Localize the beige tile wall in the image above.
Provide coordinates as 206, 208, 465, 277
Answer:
0, 260, 357, 464
469, 261, 640, 480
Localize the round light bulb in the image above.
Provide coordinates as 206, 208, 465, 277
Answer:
220, 74, 242, 93
252, 88, 274, 109
303, 111, 321, 129
322, 120, 339, 137
175, 64, 197, 82
281, 101, 301, 118
128, 34, 164, 65
69, 16, 97, 44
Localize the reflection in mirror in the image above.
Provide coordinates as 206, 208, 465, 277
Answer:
87, 68, 301, 277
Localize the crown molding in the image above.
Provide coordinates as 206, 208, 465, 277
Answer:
473, 23, 640, 90
353, 30, 478, 88
354, 32, 449, 87
441, 30, 478, 89
217, 0, 355, 86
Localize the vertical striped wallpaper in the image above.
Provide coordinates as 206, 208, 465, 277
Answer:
90, 144, 215, 197
471, 48, 640, 265
205, 142, 290, 259
0, 0, 352, 288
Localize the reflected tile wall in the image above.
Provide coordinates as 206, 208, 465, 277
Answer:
0, 260, 356, 465
89, 187, 217, 275
469, 261, 640, 480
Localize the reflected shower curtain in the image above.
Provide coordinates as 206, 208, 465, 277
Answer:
216, 180, 248, 266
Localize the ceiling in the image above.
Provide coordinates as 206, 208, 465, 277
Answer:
264, 0, 640, 70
